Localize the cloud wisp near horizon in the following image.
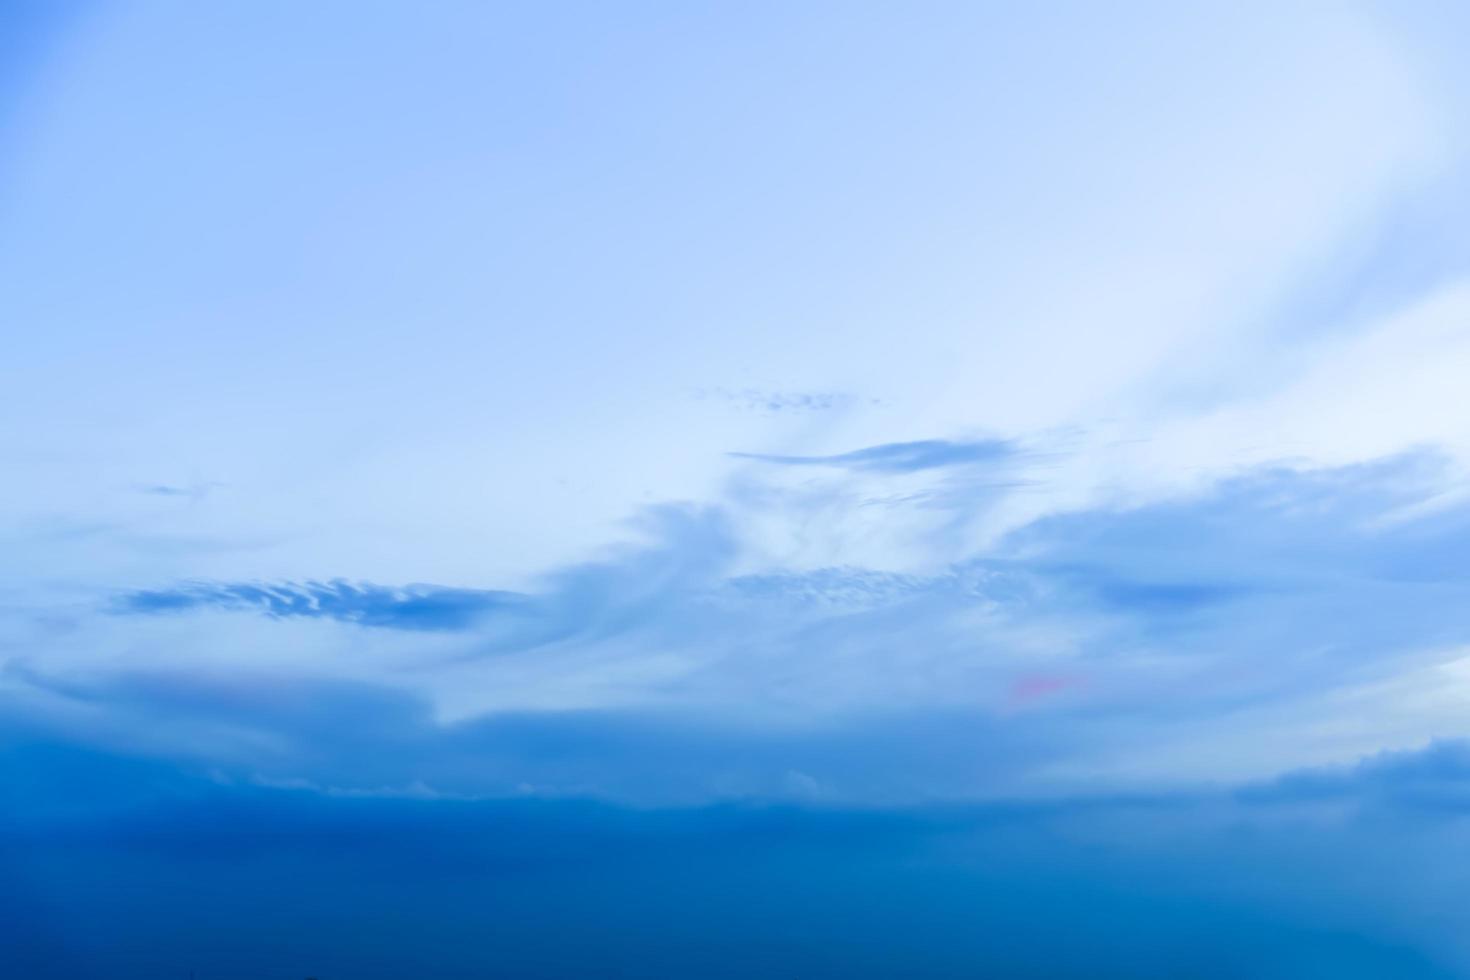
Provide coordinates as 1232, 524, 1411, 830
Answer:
4, 444, 1462, 811
8, 1, 1470, 976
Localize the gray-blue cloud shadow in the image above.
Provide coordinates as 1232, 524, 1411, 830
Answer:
102, 451, 1470, 753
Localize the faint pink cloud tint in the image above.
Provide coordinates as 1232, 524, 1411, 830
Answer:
1007, 673, 1082, 711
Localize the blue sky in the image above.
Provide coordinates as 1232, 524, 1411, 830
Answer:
7, 1, 1470, 975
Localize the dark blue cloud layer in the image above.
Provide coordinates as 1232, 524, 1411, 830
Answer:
3, 669, 1063, 802
2, 738, 1467, 979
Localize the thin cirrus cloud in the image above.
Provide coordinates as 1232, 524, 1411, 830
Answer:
115, 579, 526, 632
729, 438, 1018, 473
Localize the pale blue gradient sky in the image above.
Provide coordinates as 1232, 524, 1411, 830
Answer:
7, 0, 1470, 817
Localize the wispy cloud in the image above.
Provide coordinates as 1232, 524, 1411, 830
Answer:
730, 438, 1018, 473
136, 480, 223, 501
115, 580, 527, 632
696, 386, 857, 413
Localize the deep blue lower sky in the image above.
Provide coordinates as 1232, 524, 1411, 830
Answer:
6, 737, 1470, 979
